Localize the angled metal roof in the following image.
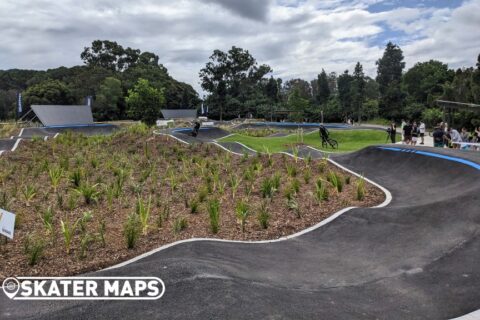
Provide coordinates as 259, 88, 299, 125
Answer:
31, 105, 94, 126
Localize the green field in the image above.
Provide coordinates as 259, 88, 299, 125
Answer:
220, 129, 396, 153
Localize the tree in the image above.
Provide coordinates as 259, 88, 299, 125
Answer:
199, 46, 272, 120
94, 77, 123, 121
287, 88, 309, 122
316, 69, 330, 105
403, 60, 453, 106
126, 79, 165, 125
283, 79, 312, 101
81, 40, 161, 72
352, 62, 366, 122
337, 70, 354, 118
23, 79, 75, 108
376, 42, 406, 119
327, 72, 338, 94
265, 76, 279, 103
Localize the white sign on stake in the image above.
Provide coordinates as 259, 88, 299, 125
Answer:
0, 209, 15, 239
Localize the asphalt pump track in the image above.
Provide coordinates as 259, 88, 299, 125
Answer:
1, 127, 479, 319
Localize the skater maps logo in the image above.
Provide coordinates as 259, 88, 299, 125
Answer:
2, 277, 165, 300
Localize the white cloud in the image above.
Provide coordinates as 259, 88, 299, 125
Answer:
0, 0, 478, 94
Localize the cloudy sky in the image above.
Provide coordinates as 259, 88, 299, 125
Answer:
1, 0, 479, 93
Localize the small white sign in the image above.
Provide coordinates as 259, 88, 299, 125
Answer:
0, 209, 15, 239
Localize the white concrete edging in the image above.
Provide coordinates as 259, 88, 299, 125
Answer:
11, 138, 22, 152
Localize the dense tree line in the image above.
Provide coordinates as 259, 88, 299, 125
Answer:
1, 41, 479, 129
200, 43, 480, 129
0, 40, 200, 121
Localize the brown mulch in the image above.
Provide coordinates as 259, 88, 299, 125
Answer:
0, 130, 384, 281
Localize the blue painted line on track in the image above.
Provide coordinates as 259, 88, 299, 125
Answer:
377, 147, 480, 171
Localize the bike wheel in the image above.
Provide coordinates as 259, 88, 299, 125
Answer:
329, 139, 338, 149
322, 140, 328, 148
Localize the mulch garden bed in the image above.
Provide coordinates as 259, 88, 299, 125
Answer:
0, 125, 384, 280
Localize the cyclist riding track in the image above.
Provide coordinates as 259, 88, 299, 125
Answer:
1, 125, 479, 320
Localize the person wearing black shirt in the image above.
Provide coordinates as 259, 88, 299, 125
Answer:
192, 121, 201, 137
411, 122, 419, 146
433, 126, 445, 148
387, 122, 396, 143
403, 121, 413, 144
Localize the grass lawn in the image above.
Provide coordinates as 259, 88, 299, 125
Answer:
220, 129, 396, 153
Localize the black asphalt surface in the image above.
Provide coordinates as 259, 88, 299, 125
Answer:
18, 125, 119, 138
216, 141, 257, 155
0, 139, 16, 152
1, 127, 479, 319
174, 127, 230, 141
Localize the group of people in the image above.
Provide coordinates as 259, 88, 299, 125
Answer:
387, 120, 480, 150
387, 120, 426, 146
432, 123, 480, 150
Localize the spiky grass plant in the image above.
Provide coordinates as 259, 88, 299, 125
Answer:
287, 198, 301, 218
291, 179, 301, 193
172, 217, 188, 234
67, 192, 79, 211
286, 163, 297, 177
356, 176, 366, 201
260, 177, 275, 198
22, 184, 37, 206
235, 200, 249, 232
124, 213, 141, 249
229, 174, 242, 199
69, 168, 83, 188
114, 168, 129, 195
79, 233, 94, 259
314, 179, 329, 203
60, 218, 79, 254
243, 168, 255, 182
257, 202, 270, 229
208, 198, 220, 234
75, 181, 101, 205
40, 206, 54, 235
156, 205, 170, 228
292, 146, 299, 163
136, 196, 152, 235
327, 171, 344, 193
263, 146, 273, 167
24, 233, 45, 266
272, 172, 281, 190
48, 166, 63, 192
303, 168, 312, 184
78, 211, 93, 234
98, 219, 106, 247
189, 199, 199, 214
198, 186, 208, 203
305, 153, 312, 165
318, 156, 328, 173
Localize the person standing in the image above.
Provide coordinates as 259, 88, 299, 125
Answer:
411, 122, 419, 146
419, 121, 426, 145
388, 122, 397, 143
403, 120, 412, 144
400, 119, 406, 141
